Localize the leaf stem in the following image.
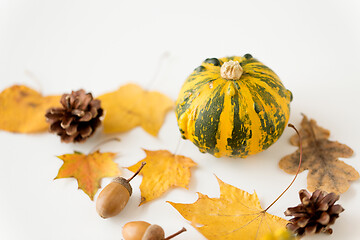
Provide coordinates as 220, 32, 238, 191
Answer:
173, 137, 183, 155
89, 137, 120, 154
24, 70, 43, 93
263, 123, 303, 212
164, 227, 187, 240
127, 162, 146, 182
145, 51, 170, 90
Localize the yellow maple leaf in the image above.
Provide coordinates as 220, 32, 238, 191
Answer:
0, 85, 60, 133
168, 176, 288, 240
127, 149, 197, 205
98, 83, 174, 136
55, 151, 120, 200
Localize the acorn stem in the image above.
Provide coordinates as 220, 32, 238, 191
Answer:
164, 227, 187, 240
127, 162, 146, 182
263, 123, 303, 212
89, 138, 121, 154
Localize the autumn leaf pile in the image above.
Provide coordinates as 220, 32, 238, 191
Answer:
0, 81, 359, 240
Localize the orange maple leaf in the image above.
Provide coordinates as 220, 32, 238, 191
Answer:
168, 176, 288, 240
0, 85, 60, 133
127, 149, 197, 205
55, 151, 120, 200
98, 83, 174, 136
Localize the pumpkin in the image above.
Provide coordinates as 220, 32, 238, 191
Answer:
175, 54, 292, 158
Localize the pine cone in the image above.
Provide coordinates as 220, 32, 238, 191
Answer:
285, 189, 344, 237
45, 89, 103, 143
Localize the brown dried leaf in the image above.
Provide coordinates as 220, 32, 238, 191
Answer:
279, 115, 359, 194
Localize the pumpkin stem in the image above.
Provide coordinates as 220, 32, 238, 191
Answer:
220, 60, 243, 80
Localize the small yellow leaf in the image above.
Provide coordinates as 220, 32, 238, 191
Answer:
127, 149, 196, 205
168, 176, 288, 240
56, 151, 120, 200
98, 83, 174, 136
0, 85, 61, 133
261, 228, 296, 240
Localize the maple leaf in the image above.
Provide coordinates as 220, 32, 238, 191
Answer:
55, 150, 120, 200
127, 149, 197, 205
98, 83, 174, 136
168, 176, 288, 240
279, 114, 359, 194
0, 85, 60, 133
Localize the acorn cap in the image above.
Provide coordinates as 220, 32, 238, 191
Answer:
112, 177, 132, 196
142, 224, 165, 240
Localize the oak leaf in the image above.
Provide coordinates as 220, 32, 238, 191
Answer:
127, 149, 196, 205
55, 150, 120, 200
279, 115, 359, 194
0, 85, 60, 133
168, 176, 288, 240
98, 83, 174, 136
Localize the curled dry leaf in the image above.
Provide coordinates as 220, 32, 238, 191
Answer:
127, 149, 197, 205
168, 176, 288, 240
98, 83, 174, 136
55, 151, 120, 200
0, 85, 60, 133
279, 115, 359, 194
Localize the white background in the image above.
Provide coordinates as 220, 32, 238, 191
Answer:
1, 1, 360, 239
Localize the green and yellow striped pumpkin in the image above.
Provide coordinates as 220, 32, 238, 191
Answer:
175, 54, 292, 158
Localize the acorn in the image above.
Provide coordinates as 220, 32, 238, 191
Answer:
96, 162, 146, 218
123, 221, 151, 240
122, 221, 186, 240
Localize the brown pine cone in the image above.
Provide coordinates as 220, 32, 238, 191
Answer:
45, 89, 103, 143
285, 189, 344, 237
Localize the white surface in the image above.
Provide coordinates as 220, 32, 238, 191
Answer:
1, 1, 360, 239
